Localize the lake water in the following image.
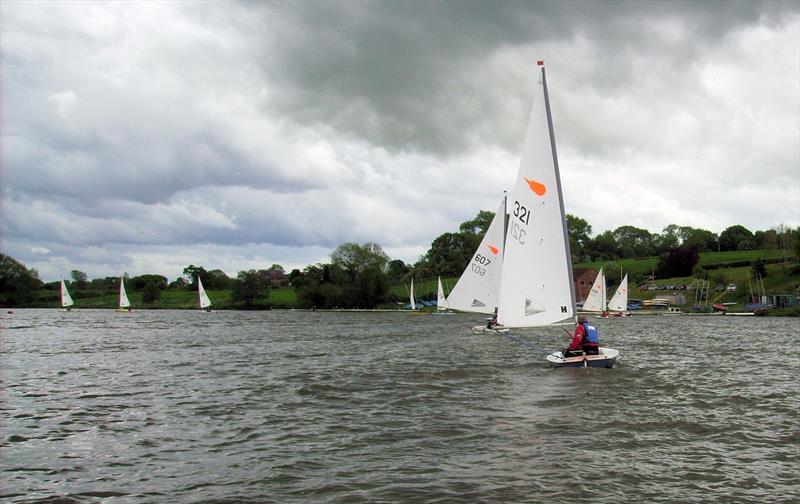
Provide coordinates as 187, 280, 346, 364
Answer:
1, 309, 798, 503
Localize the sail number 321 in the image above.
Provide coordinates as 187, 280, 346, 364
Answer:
510, 200, 530, 244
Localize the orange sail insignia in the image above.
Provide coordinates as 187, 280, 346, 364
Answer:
487, 245, 500, 256
524, 177, 547, 196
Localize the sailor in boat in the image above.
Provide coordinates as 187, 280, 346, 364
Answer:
486, 308, 499, 329
563, 315, 600, 357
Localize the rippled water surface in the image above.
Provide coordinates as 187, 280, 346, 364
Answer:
1, 309, 798, 502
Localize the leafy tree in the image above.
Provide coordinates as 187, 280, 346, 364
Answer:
168, 277, 188, 290
182, 265, 208, 288
424, 232, 473, 276
331, 242, 389, 276
130, 274, 167, 291
231, 270, 269, 308
719, 225, 755, 251
205, 269, 232, 290
656, 247, 700, 278
589, 230, 619, 260
0, 254, 43, 305
459, 210, 495, 235
566, 214, 592, 261
288, 268, 304, 287
387, 259, 410, 282
613, 225, 655, 258
142, 282, 161, 304
682, 228, 718, 252
71, 270, 89, 288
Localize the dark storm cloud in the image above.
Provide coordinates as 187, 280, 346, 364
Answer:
247, 0, 796, 155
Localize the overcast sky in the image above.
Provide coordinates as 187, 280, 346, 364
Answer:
2, 0, 798, 282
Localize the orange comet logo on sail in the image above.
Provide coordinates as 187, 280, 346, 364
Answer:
487, 245, 500, 256
524, 177, 547, 196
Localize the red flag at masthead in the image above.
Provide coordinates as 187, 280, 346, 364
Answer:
537, 60, 545, 66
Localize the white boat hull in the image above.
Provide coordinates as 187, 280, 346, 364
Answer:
546, 347, 619, 368
471, 325, 510, 334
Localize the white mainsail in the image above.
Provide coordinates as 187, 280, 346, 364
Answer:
581, 268, 606, 313
198, 277, 212, 310
409, 277, 416, 310
60, 280, 74, 308
446, 198, 507, 314
607, 273, 629, 312
119, 276, 131, 309
496, 65, 575, 328
436, 277, 447, 311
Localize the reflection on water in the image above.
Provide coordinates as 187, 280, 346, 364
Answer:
1, 309, 798, 502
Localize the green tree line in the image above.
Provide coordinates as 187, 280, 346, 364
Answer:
2, 215, 797, 307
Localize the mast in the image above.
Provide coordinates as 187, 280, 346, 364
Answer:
540, 63, 577, 321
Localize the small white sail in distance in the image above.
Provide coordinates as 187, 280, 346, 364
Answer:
409, 277, 416, 310
436, 277, 447, 311
60, 280, 74, 308
496, 64, 575, 328
581, 268, 606, 312
445, 198, 507, 314
607, 273, 629, 312
119, 276, 131, 308
198, 277, 212, 310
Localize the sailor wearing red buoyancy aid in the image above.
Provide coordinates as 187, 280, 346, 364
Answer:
564, 315, 600, 357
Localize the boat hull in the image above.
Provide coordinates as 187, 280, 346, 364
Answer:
546, 347, 619, 368
471, 325, 510, 334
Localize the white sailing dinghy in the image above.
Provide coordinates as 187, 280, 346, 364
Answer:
444, 198, 508, 331
60, 280, 74, 311
580, 267, 608, 317
433, 276, 454, 315
198, 277, 212, 312
116, 276, 132, 312
409, 277, 416, 310
488, 61, 618, 367
606, 273, 631, 316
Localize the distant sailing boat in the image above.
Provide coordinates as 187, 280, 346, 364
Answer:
447, 197, 507, 315
606, 273, 630, 316
117, 276, 132, 312
486, 61, 617, 367
580, 267, 607, 316
60, 280, 74, 311
409, 277, 416, 310
434, 276, 455, 315
198, 277, 212, 312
